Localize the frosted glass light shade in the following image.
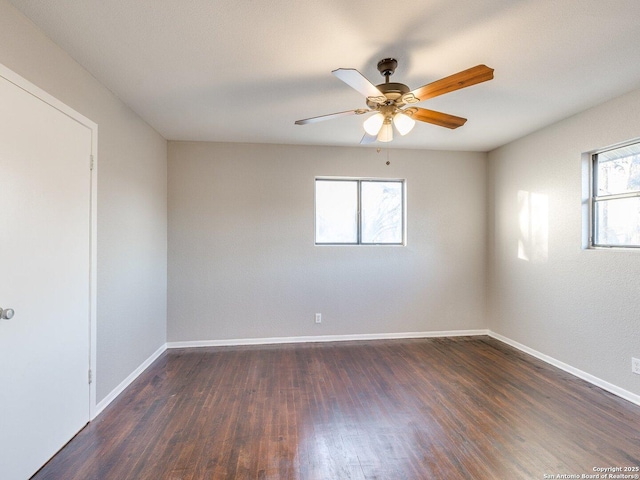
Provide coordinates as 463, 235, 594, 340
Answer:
393, 112, 415, 135
377, 122, 393, 142
363, 113, 384, 135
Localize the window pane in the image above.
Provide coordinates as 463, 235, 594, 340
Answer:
595, 197, 640, 246
361, 181, 403, 244
315, 180, 358, 243
596, 149, 640, 196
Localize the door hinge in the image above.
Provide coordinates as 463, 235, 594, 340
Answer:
90, 155, 94, 171
88, 369, 93, 384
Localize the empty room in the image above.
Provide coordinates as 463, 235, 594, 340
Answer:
1, 0, 639, 479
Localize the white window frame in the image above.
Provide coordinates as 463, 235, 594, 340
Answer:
590, 140, 640, 249
314, 177, 406, 246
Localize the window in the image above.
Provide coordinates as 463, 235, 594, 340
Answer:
315, 178, 405, 245
591, 141, 640, 247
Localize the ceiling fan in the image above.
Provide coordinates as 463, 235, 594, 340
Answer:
295, 58, 494, 144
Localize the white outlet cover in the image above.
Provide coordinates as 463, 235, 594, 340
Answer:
633, 358, 640, 375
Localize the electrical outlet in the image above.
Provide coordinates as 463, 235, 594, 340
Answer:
633, 357, 640, 375
315, 313, 321, 324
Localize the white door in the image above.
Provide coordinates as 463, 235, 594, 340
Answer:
0, 72, 92, 479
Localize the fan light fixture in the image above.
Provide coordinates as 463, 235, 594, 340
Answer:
363, 111, 415, 140
363, 113, 384, 136
393, 112, 415, 136
377, 119, 393, 143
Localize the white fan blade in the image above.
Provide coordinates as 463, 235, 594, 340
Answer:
332, 68, 384, 99
360, 132, 377, 144
295, 109, 367, 125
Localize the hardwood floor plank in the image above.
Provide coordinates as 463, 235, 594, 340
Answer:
32, 337, 640, 479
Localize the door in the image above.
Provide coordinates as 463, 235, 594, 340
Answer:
0, 71, 92, 479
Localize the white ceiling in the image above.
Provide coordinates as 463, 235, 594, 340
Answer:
9, 0, 640, 151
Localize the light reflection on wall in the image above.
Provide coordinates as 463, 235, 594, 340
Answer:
517, 190, 549, 263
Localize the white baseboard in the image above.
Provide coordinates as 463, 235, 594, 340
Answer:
489, 331, 640, 407
93, 343, 167, 419
93, 330, 639, 421
166, 329, 490, 349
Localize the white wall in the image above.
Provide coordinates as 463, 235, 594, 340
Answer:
488, 87, 640, 397
168, 142, 487, 342
0, 0, 168, 402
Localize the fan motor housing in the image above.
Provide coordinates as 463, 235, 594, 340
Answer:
366, 82, 410, 108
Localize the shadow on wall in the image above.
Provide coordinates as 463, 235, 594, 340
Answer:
517, 190, 548, 263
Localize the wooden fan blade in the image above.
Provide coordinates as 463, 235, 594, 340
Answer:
360, 132, 377, 144
295, 109, 368, 125
407, 107, 467, 129
407, 64, 494, 103
332, 68, 385, 100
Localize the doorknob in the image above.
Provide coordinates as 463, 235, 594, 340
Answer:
0, 308, 15, 320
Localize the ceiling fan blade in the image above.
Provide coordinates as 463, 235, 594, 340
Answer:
405, 64, 494, 103
406, 107, 467, 129
295, 109, 368, 125
360, 132, 377, 144
332, 68, 385, 101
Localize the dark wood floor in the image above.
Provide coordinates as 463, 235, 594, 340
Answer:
33, 336, 640, 479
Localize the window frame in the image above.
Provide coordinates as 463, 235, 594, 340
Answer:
590, 141, 640, 249
314, 177, 406, 246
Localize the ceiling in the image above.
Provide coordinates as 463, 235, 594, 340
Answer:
9, 0, 640, 151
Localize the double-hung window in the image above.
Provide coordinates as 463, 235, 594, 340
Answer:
315, 178, 405, 245
591, 141, 640, 247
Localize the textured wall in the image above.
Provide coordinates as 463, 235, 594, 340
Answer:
168, 142, 487, 342
0, 0, 168, 402
488, 87, 640, 396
